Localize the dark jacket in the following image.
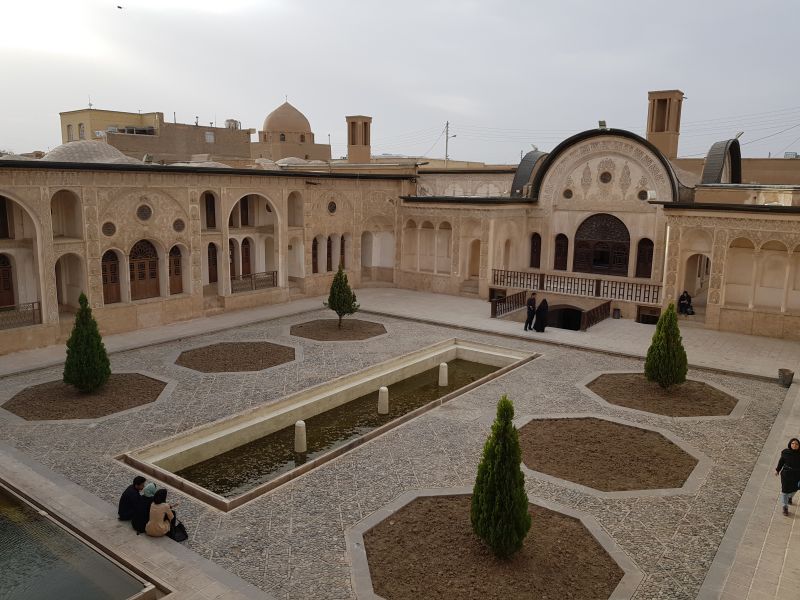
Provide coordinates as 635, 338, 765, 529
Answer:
533, 299, 549, 332
526, 297, 536, 313
118, 485, 141, 521
776, 441, 800, 494
132, 497, 154, 534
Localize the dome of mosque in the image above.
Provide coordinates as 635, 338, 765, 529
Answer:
263, 102, 312, 133
41, 140, 142, 164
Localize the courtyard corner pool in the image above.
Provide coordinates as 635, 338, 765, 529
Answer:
121, 339, 534, 510
0, 484, 153, 600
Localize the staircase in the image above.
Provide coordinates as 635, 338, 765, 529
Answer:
460, 278, 480, 297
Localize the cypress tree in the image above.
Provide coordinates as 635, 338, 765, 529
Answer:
644, 302, 688, 389
324, 265, 359, 329
63, 293, 110, 393
471, 395, 531, 558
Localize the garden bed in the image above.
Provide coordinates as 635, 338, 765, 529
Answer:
363, 494, 623, 599
519, 417, 697, 491
2, 373, 165, 420
290, 318, 386, 341
175, 341, 295, 372
587, 373, 737, 416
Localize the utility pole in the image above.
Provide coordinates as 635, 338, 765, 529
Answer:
445, 121, 456, 169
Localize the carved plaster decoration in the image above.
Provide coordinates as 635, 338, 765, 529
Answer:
580, 164, 592, 195
620, 163, 631, 197
540, 136, 673, 211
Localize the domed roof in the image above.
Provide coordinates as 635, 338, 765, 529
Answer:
275, 156, 308, 166
41, 140, 142, 164
263, 102, 311, 133
169, 161, 232, 169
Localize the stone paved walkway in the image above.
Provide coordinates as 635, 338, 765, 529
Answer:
0, 289, 797, 599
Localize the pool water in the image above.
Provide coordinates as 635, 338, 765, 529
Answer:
0, 486, 145, 600
176, 358, 498, 497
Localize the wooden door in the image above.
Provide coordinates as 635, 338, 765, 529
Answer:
101, 251, 120, 304
241, 239, 251, 276
169, 246, 183, 294
129, 240, 159, 300
326, 237, 333, 272
204, 193, 216, 229
0, 255, 14, 307
636, 239, 654, 278
208, 244, 218, 283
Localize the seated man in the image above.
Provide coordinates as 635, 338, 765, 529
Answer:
118, 475, 146, 521
678, 291, 692, 315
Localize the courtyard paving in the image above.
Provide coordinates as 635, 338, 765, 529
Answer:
0, 297, 794, 599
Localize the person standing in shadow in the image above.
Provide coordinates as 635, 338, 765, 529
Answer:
524, 292, 537, 331
532, 298, 549, 332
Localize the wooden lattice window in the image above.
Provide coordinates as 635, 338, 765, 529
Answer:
529, 233, 541, 269
572, 214, 630, 277
204, 193, 216, 229
554, 234, 569, 271
636, 238, 654, 278
169, 246, 183, 295
241, 239, 251, 276
312, 238, 319, 274
0, 254, 14, 307
0, 197, 9, 239
326, 236, 333, 272
101, 250, 120, 304
208, 244, 218, 283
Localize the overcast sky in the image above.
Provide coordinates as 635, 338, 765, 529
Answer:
2, 0, 800, 163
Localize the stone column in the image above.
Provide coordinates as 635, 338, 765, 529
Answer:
781, 253, 792, 313
747, 250, 761, 309
704, 227, 729, 330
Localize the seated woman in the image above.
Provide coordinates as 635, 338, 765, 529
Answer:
145, 488, 177, 538
678, 291, 693, 315
132, 482, 156, 534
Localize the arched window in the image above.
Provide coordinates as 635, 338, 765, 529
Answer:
312, 238, 319, 274
102, 251, 120, 304
0, 254, 14, 307
573, 214, 630, 277
300, 134, 306, 143
168, 246, 183, 294
204, 192, 216, 229
129, 241, 159, 300
208, 244, 218, 283
279, 133, 286, 142
326, 236, 333, 272
340, 235, 346, 268
241, 239, 251, 275
635, 238, 654, 278
78, 123, 85, 140
529, 233, 541, 269
554, 234, 569, 271
67, 124, 74, 142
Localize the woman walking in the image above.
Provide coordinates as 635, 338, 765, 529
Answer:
775, 438, 800, 516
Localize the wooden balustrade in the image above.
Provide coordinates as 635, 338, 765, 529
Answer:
230, 271, 278, 293
490, 289, 528, 318
492, 269, 661, 305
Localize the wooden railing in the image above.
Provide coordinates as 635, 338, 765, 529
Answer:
491, 269, 661, 305
580, 300, 611, 331
490, 289, 528, 318
230, 271, 278, 293
0, 302, 41, 330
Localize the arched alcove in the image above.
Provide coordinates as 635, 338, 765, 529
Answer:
50, 190, 83, 239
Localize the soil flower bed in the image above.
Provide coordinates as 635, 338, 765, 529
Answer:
290, 318, 386, 341
587, 373, 737, 416
519, 417, 697, 491
363, 495, 623, 599
175, 341, 295, 372
2, 373, 165, 420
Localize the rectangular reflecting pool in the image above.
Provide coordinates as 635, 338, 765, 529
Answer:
0, 485, 150, 600
121, 339, 535, 510
176, 358, 497, 497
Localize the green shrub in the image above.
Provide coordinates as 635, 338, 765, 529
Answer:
324, 266, 359, 328
644, 302, 688, 389
63, 293, 110, 393
471, 395, 531, 558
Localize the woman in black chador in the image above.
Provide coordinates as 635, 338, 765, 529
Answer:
532, 298, 549, 332
775, 437, 800, 516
